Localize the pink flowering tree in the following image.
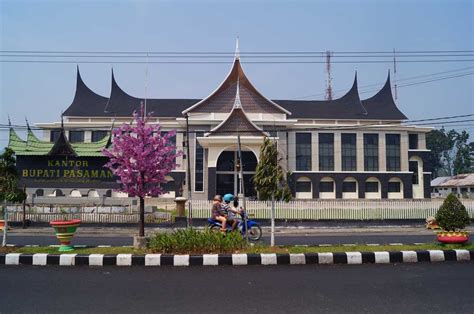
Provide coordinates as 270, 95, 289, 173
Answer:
102, 105, 181, 237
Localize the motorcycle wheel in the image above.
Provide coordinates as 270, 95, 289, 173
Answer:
209, 225, 221, 233
248, 225, 262, 241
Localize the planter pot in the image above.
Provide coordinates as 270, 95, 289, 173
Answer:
50, 219, 81, 252
437, 231, 470, 244
0, 220, 4, 230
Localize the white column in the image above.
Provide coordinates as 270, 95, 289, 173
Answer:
288, 132, 296, 171
311, 131, 318, 171
400, 132, 409, 171
378, 132, 386, 171
356, 132, 364, 171
84, 131, 92, 143
176, 132, 184, 171
334, 131, 341, 171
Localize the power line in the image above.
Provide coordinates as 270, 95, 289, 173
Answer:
292, 67, 474, 99
2, 60, 474, 64
2, 54, 474, 58
1, 49, 473, 54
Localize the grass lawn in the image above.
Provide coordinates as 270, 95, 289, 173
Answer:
0, 242, 472, 255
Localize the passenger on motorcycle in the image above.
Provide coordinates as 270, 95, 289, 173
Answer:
211, 194, 227, 232
223, 194, 242, 231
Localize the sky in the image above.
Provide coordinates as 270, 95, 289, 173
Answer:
1, 0, 473, 146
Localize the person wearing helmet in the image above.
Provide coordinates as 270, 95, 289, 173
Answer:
223, 193, 241, 231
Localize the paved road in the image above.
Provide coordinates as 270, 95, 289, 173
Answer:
7, 233, 436, 246
1, 263, 473, 313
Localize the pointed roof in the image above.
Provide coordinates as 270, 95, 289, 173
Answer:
361, 71, 408, 120
7, 118, 111, 157
183, 41, 291, 115
63, 66, 109, 117
206, 80, 268, 137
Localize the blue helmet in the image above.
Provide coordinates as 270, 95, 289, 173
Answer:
223, 193, 234, 203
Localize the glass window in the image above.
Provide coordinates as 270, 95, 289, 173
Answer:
409, 161, 419, 184
161, 131, 177, 164
319, 133, 334, 171
365, 181, 379, 192
69, 131, 84, 143
195, 132, 204, 192
386, 134, 401, 171
388, 181, 401, 193
50, 130, 61, 142
296, 133, 312, 171
364, 134, 379, 171
296, 181, 311, 193
342, 181, 357, 193
216, 151, 235, 171
341, 133, 356, 171
409, 134, 418, 150
92, 131, 108, 142
319, 181, 334, 192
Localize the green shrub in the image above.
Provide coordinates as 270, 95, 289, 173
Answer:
435, 194, 470, 231
148, 228, 247, 254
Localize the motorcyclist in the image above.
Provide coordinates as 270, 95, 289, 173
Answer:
223, 194, 242, 231
211, 194, 226, 232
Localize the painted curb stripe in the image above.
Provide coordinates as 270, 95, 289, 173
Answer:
361, 252, 375, 263
0, 250, 472, 266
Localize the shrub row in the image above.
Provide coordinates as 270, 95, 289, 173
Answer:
148, 228, 247, 254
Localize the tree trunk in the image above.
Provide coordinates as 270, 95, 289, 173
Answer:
139, 197, 145, 237
270, 194, 275, 247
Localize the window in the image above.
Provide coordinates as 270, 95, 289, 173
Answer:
409, 134, 418, 149
195, 132, 204, 192
319, 181, 334, 192
342, 181, 357, 192
388, 181, 401, 193
364, 134, 379, 171
341, 133, 357, 171
35, 189, 44, 197
296, 181, 312, 192
50, 130, 61, 142
161, 131, 177, 164
409, 160, 419, 184
296, 133, 312, 171
386, 134, 401, 171
92, 130, 108, 142
365, 181, 379, 192
69, 131, 84, 143
319, 133, 334, 171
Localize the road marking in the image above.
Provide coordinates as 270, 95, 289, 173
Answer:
318, 253, 334, 264
261, 254, 277, 265
289, 253, 306, 265
173, 255, 190, 266
116, 254, 132, 266
389, 243, 403, 246
32, 253, 48, 266
203, 254, 219, 266
232, 254, 248, 266
367, 244, 380, 246
145, 254, 161, 266
346, 252, 362, 264
374, 251, 390, 264
401, 251, 418, 263
428, 250, 445, 262
59, 254, 76, 266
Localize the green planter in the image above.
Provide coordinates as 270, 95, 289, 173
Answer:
50, 219, 81, 252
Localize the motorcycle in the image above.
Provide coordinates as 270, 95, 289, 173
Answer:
208, 210, 262, 241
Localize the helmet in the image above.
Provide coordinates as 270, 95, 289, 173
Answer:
223, 193, 234, 203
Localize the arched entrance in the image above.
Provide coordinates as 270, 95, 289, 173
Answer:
216, 150, 257, 197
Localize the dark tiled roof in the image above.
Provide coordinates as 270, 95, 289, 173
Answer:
207, 107, 267, 136
183, 59, 289, 115
62, 68, 407, 120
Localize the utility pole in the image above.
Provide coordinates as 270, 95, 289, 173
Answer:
237, 134, 249, 243
325, 51, 333, 100
185, 114, 193, 227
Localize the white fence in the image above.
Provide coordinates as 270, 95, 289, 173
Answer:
8, 212, 172, 224
190, 199, 474, 220
5, 199, 474, 223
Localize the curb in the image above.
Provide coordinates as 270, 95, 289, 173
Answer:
1, 250, 473, 267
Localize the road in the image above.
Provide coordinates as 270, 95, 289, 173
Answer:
7, 233, 436, 246
1, 263, 473, 313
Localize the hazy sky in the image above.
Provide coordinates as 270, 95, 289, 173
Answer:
1, 0, 473, 145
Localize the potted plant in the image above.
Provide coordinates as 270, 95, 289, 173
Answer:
49, 208, 81, 252
435, 194, 471, 244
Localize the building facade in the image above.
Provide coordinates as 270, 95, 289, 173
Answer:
9, 45, 432, 200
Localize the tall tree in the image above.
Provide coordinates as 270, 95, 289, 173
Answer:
426, 128, 473, 177
253, 137, 292, 246
0, 148, 27, 247
453, 131, 472, 175
102, 105, 181, 239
